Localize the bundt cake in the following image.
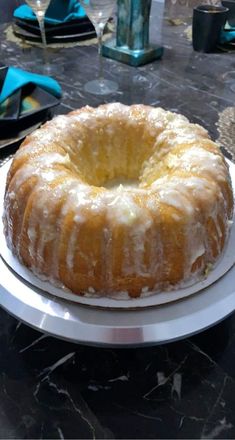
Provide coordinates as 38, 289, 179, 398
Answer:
3, 103, 234, 298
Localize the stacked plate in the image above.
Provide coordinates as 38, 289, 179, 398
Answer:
13, 15, 96, 44
0, 66, 60, 150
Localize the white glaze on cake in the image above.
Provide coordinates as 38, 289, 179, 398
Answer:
3, 103, 234, 298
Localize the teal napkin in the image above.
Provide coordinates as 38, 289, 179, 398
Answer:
220, 29, 235, 43
14, 0, 86, 25
0, 67, 62, 104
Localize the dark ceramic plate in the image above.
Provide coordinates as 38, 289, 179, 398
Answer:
13, 23, 96, 43
0, 67, 21, 121
0, 84, 60, 126
19, 84, 60, 119
0, 66, 8, 89
0, 111, 50, 150
0, 90, 21, 121
14, 17, 94, 37
0, 65, 60, 149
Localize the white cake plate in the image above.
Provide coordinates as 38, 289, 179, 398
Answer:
0, 255, 234, 346
0, 160, 235, 346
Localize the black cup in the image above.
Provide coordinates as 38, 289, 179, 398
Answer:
192, 4, 229, 52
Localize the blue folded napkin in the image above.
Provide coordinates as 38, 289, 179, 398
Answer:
220, 29, 235, 43
14, 0, 86, 25
0, 67, 62, 104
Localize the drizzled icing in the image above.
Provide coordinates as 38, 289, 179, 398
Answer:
3, 103, 233, 297
165, 147, 226, 180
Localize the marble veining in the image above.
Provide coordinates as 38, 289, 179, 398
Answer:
0, 307, 234, 439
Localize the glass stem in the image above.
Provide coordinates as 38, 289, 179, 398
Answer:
96, 24, 105, 83
36, 12, 49, 65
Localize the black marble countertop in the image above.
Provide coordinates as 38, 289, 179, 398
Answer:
0, 1, 235, 438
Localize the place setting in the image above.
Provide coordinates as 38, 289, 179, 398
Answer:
12, 0, 97, 44
0, 64, 62, 151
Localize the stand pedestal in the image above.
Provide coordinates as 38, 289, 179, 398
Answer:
102, 0, 163, 66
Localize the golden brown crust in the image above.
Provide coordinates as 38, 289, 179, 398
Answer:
3, 103, 234, 297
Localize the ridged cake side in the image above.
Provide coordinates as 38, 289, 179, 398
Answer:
3, 103, 234, 297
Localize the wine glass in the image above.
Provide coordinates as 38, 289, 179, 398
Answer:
80, 0, 118, 95
25, 0, 53, 73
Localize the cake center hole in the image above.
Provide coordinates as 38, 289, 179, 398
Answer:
103, 177, 139, 190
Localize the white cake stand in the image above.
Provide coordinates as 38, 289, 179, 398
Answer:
0, 255, 234, 346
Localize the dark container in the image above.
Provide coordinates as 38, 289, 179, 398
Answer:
192, 4, 229, 52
